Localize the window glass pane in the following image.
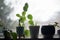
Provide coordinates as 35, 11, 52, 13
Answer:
0, 0, 60, 38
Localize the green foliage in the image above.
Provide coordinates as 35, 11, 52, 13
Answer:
16, 2, 35, 37
20, 16, 26, 23
22, 11, 26, 16
54, 22, 59, 27
23, 3, 28, 11
27, 14, 33, 20
27, 14, 34, 26
16, 3, 28, 26
28, 20, 34, 26
11, 32, 17, 40
16, 14, 21, 17
24, 30, 30, 37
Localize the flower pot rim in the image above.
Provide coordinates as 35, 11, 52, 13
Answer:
42, 25, 54, 26
29, 25, 40, 27
16, 26, 24, 27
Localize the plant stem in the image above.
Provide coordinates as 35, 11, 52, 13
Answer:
19, 19, 21, 26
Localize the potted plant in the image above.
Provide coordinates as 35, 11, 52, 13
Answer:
27, 14, 40, 38
0, 20, 11, 40
16, 3, 29, 38
41, 22, 59, 39
3, 28, 11, 40
54, 22, 60, 38
41, 25, 55, 39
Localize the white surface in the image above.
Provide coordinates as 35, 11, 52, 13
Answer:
0, 33, 59, 38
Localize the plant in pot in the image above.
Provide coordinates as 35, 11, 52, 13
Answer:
27, 14, 40, 38
41, 22, 60, 39
41, 23, 55, 39
0, 21, 11, 40
16, 3, 29, 38
54, 22, 60, 38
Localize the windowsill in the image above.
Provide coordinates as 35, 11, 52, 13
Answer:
0, 33, 60, 39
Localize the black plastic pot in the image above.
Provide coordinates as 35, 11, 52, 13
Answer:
16, 27, 24, 38
41, 25, 55, 39
3, 30, 11, 40
29, 26, 40, 38
57, 30, 60, 38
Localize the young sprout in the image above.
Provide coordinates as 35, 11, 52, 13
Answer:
54, 22, 59, 27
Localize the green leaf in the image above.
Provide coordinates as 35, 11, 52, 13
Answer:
28, 20, 34, 26
22, 11, 26, 16
22, 17, 26, 21
27, 14, 33, 20
20, 17, 26, 23
23, 3, 28, 11
24, 30, 30, 37
11, 32, 17, 40
16, 14, 21, 17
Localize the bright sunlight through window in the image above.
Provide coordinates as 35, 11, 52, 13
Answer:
5, 0, 60, 22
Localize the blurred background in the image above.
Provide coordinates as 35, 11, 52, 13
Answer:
0, 0, 60, 38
